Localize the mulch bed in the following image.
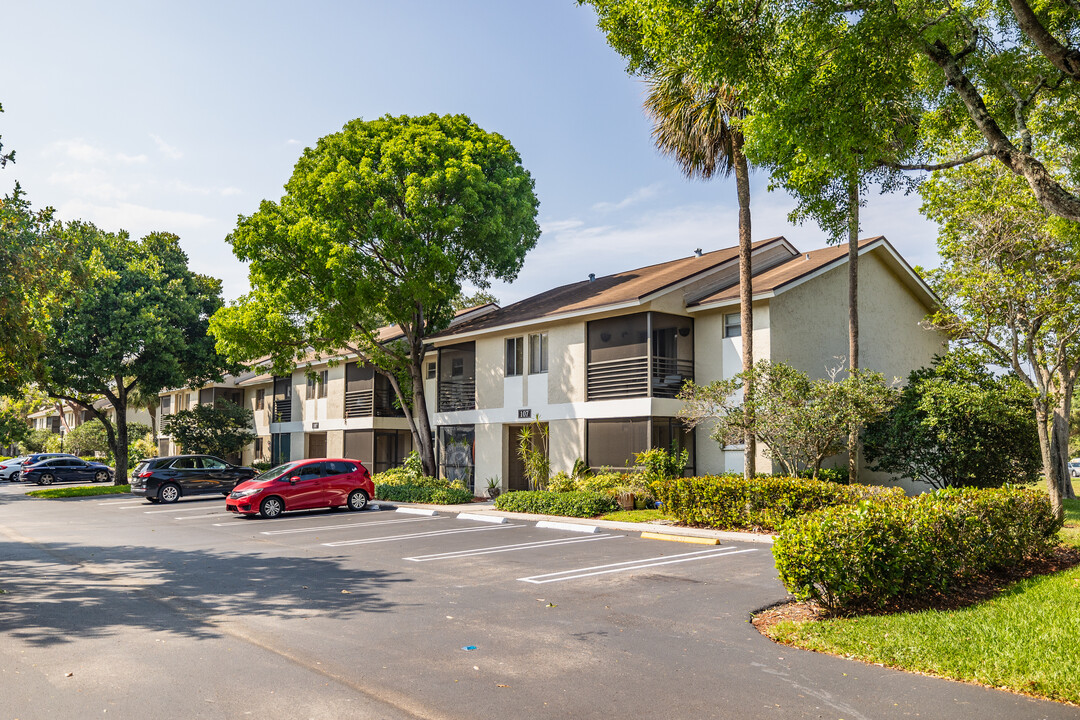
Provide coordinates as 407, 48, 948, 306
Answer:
753, 544, 1080, 633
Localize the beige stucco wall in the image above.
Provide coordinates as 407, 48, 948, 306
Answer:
473, 421, 501, 489
549, 417, 584, 475
548, 321, 586, 404
475, 337, 503, 410
769, 249, 945, 381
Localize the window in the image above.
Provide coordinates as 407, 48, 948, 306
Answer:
724, 312, 741, 338
202, 457, 227, 469
254, 438, 264, 458
451, 357, 464, 377
427, 361, 436, 379
586, 418, 649, 471
298, 462, 323, 479
307, 370, 328, 399
255, 389, 265, 410
161, 396, 172, 417
529, 333, 548, 374
506, 337, 524, 376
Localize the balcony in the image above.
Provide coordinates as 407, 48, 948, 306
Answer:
587, 355, 693, 401
272, 399, 292, 423
345, 388, 405, 418
438, 378, 476, 412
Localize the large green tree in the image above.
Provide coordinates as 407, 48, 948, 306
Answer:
863, 351, 1041, 489
923, 158, 1080, 517
581, 0, 1080, 223
211, 113, 540, 477
37, 224, 232, 484
643, 63, 759, 478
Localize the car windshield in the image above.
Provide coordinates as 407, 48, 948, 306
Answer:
252, 462, 300, 482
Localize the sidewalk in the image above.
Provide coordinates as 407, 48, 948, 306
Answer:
371, 499, 775, 545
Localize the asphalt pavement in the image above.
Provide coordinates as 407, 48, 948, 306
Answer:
0, 482, 1075, 719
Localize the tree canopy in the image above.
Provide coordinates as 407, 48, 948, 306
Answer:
37, 223, 232, 483
581, 0, 1080, 223
211, 113, 540, 476
863, 351, 1041, 489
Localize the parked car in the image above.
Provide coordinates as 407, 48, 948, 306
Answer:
130, 455, 257, 503
1070, 458, 1080, 479
227, 458, 373, 519
0, 456, 31, 481
21, 457, 113, 485
2, 452, 81, 481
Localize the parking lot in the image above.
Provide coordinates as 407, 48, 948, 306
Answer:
1, 484, 1075, 720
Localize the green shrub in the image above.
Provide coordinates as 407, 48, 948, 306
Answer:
494, 490, 619, 517
547, 471, 577, 493
371, 450, 453, 488
575, 472, 628, 494
634, 446, 689, 482
772, 486, 1062, 612
374, 484, 474, 504
251, 460, 273, 472
654, 475, 901, 532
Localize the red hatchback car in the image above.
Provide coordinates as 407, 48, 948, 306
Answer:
226, 458, 374, 519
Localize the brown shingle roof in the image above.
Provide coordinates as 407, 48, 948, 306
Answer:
687, 237, 882, 307
438, 238, 786, 336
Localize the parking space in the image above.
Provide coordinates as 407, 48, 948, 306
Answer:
70, 495, 765, 593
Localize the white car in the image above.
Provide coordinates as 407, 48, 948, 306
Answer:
1070, 458, 1080, 479
0, 456, 30, 481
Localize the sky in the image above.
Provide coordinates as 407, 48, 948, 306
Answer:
0, 1, 940, 306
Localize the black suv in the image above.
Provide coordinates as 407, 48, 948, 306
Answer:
130, 455, 257, 503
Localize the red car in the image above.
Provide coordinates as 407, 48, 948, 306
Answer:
226, 458, 374, 519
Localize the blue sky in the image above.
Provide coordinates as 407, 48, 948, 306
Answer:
1, 1, 939, 304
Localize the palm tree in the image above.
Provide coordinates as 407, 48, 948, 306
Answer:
644, 65, 757, 478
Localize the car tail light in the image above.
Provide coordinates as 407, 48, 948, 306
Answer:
138, 471, 154, 478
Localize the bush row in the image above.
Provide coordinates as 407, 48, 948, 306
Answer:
772, 486, 1062, 611
374, 483, 474, 505
494, 490, 619, 518
653, 475, 901, 532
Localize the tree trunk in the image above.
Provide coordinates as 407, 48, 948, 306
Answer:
733, 136, 756, 479
1052, 396, 1076, 500
1036, 402, 1065, 521
112, 378, 130, 485
846, 179, 861, 485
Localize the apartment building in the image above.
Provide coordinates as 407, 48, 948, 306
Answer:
155, 235, 943, 494
425, 236, 944, 492
29, 399, 152, 438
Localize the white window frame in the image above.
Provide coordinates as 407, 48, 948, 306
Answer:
528, 332, 548, 374
505, 337, 524, 377
723, 312, 741, 338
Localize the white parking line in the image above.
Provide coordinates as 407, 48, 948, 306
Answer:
404, 533, 619, 562
142, 505, 225, 514
259, 516, 443, 536
97, 499, 143, 506
322, 523, 522, 547
518, 547, 757, 584
173, 513, 232, 520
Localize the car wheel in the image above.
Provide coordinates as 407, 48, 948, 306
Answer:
39, 473, 54, 486
347, 489, 369, 512
93, 470, 108, 483
259, 496, 284, 519
158, 483, 181, 503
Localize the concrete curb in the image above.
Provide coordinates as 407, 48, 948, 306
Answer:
380, 500, 776, 545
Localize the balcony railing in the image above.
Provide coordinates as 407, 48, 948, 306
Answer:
587, 355, 693, 401
272, 399, 292, 423
344, 388, 406, 418
438, 378, 476, 412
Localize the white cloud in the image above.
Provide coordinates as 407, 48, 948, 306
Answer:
286, 138, 302, 145
172, 181, 243, 197
591, 183, 664, 212
46, 169, 133, 202
46, 138, 147, 165
150, 133, 183, 160
56, 199, 216, 233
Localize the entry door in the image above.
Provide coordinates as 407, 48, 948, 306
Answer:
308, 433, 327, 459
507, 426, 529, 491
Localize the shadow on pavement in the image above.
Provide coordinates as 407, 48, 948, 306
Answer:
0, 537, 408, 647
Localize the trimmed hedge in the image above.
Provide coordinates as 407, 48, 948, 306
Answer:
772, 486, 1062, 611
654, 475, 902, 532
374, 484, 474, 505
494, 490, 619, 518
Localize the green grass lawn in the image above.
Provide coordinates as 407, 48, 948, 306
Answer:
764, 494, 1080, 705
599, 508, 674, 523
26, 484, 132, 498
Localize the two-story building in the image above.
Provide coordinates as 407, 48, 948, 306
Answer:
156, 235, 943, 494
425, 235, 944, 492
